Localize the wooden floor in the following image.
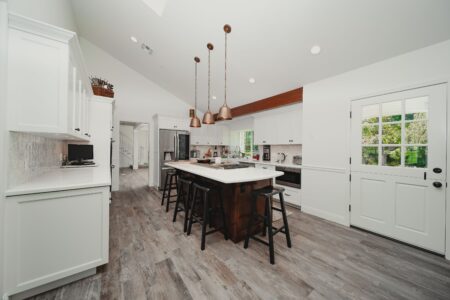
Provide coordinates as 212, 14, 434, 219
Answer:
29, 168, 450, 300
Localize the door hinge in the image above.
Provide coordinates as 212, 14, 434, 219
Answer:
349, 174, 352, 181
348, 204, 351, 212
424, 172, 427, 180
350, 111, 352, 118
349, 157, 352, 165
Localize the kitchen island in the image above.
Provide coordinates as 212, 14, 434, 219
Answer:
165, 161, 283, 242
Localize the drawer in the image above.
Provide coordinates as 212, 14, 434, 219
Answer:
273, 185, 301, 208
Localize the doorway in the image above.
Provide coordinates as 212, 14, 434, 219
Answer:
350, 84, 447, 254
119, 121, 150, 188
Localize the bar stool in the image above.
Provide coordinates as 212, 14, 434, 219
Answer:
161, 169, 178, 212
173, 177, 193, 232
187, 182, 228, 250
244, 186, 292, 264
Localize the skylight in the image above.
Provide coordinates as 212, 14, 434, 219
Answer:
142, 0, 167, 17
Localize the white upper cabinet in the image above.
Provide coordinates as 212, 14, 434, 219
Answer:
158, 115, 191, 131
7, 14, 91, 141
253, 104, 302, 145
190, 125, 229, 146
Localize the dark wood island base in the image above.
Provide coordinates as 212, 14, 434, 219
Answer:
180, 171, 271, 243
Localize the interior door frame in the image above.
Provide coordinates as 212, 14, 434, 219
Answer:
348, 79, 449, 259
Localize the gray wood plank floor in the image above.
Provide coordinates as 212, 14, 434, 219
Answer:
28, 168, 450, 300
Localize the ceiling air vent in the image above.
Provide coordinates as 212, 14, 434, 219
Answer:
141, 43, 154, 55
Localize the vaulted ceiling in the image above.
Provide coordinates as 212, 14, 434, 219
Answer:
71, 0, 450, 112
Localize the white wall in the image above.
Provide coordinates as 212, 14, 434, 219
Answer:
302, 39, 450, 257
8, 0, 77, 31
0, 1, 7, 296
79, 38, 192, 187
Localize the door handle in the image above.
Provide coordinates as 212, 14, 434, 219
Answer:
433, 168, 442, 174
433, 182, 442, 188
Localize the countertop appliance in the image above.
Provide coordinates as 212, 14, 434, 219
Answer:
68, 144, 94, 165
190, 149, 200, 158
159, 129, 190, 188
275, 166, 301, 189
293, 155, 302, 165
263, 145, 271, 161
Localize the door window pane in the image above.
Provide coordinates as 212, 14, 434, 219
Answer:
362, 104, 379, 124
405, 97, 428, 121
362, 124, 379, 144
405, 121, 427, 144
382, 101, 402, 122
362, 147, 378, 165
382, 147, 401, 166
382, 123, 401, 144
405, 146, 427, 168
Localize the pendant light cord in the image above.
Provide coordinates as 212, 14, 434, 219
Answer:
194, 60, 198, 116
224, 30, 228, 105
208, 48, 211, 111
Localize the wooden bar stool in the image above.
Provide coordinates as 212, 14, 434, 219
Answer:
173, 177, 193, 232
187, 182, 228, 250
161, 169, 178, 212
244, 186, 292, 264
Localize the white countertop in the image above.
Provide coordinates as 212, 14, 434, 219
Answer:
5, 166, 111, 196
165, 161, 283, 184
237, 159, 302, 169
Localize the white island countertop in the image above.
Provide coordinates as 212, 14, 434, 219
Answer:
165, 161, 283, 184
5, 166, 111, 197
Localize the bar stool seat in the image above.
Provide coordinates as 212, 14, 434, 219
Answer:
187, 182, 228, 250
161, 169, 178, 212
244, 186, 292, 264
173, 177, 193, 232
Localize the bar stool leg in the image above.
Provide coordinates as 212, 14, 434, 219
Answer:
244, 194, 257, 249
279, 192, 292, 248
165, 174, 174, 212
201, 191, 208, 251
183, 184, 191, 233
218, 192, 228, 240
266, 196, 275, 264
172, 180, 182, 222
262, 201, 268, 237
187, 186, 198, 236
161, 173, 169, 206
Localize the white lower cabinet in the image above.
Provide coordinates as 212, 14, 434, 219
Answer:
4, 186, 110, 297
274, 185, 301, 208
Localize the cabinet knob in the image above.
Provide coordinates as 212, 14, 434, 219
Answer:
433, 182, 442, 188
75, 128, 80, 131
433, 167, 442, 174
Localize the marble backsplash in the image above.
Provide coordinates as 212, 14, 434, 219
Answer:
8, 132, 65, 188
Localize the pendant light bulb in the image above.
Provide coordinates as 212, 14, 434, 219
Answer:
217, 24, 232, 121
190, 57, 201, 128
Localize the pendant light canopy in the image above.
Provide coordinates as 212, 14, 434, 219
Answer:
202, 43, 215, 124
217, 24, 233, 121
190, 56, 201, 128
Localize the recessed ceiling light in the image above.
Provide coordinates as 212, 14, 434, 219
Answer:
212, 96, 217, 100
249, 78, 256, 84
310, 45, 321, 55
130, 36, 138, 43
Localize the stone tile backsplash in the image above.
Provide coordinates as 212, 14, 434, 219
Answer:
8, 132, 65, 188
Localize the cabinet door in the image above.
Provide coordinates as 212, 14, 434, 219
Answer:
219, 126, 229, 145
273, 185, 301, 207
4, 187, 110, 294
190, 127, 202, 145
280, 110, 302, 144
254, 116, 272, 145
7, 28, 69, 133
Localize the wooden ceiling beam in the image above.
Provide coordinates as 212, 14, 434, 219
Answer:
214, 87, 302, 120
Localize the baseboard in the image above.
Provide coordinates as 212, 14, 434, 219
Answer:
7, 268, 96, 300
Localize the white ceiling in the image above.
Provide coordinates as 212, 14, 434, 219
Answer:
71, 0, 450, 112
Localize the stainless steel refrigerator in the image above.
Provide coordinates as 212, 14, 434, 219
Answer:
159, 129, 190, 188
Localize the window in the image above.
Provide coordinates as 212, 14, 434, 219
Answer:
361, 97, 428, 168
239, 130, 256, 158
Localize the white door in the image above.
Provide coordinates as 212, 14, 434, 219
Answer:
350, 84, 447, 254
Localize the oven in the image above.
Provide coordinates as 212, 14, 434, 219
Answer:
275, 166, 301, 189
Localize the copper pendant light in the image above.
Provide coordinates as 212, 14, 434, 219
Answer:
190, 56, 201, 128
217, 24, 233, 121
202, 43, 215, 124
